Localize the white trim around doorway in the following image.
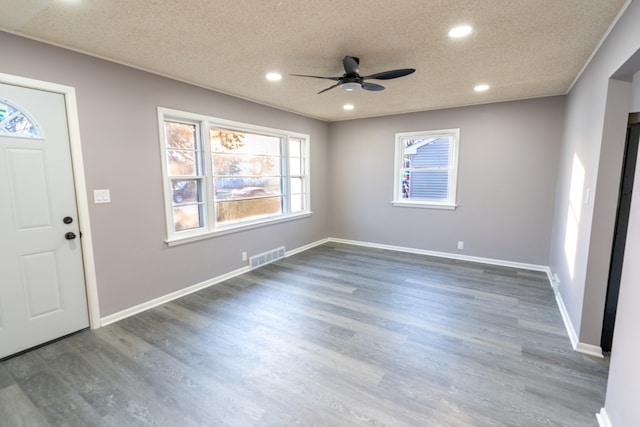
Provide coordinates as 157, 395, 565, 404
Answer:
0, 72, 100, 328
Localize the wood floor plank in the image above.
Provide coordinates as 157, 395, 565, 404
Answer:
0, 384, 51, 427
0, 242, 608, 426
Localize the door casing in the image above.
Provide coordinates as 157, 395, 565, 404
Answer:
0, 72, 100, 328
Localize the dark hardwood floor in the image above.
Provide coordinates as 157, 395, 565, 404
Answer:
0, 242, 609, 426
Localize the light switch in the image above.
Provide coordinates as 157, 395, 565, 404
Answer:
94, 189, 111, 204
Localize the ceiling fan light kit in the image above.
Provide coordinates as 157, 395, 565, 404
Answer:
340, 82, 361, 91
292, 56, 415, 94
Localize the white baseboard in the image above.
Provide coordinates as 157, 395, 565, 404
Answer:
576, 341, 604, 358
286, 238, 329, 257
596, 407, 612, 427
100, 238, 329, 327
553, 286, 604, 358
553, 288, 580, 349
327, 237, 550, 272
100, 265, 251, 326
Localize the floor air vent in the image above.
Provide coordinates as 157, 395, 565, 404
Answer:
249, 246, 286, 269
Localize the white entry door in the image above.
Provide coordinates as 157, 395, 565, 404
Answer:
0, 82, 89, 359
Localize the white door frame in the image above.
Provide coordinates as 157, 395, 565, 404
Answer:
0, 72, 100, 328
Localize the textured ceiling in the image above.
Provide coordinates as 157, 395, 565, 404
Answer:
0, 0, 628, 122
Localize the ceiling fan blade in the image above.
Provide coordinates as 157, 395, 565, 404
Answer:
318, 83, 341, 94
290, 74, 341, 81
343, 56, 360, 74
361, 82, 385, 91
363, 68, 416, 80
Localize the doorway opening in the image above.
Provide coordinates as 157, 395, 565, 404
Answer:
601, 113, 640, 352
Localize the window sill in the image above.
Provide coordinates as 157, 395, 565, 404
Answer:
391, 201, 457, 210
165, 211, 312, 247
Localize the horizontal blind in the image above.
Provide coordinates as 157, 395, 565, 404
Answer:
410, 138, 450, 168
407, 137, 450, 200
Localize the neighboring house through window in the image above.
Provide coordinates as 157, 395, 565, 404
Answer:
159, 107, 310, 245
393, 128, 460, 209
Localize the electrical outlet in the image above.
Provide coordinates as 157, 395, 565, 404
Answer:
457, 241, 464, 250
242, 251, 247, 261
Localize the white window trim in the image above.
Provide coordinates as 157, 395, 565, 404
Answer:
158, 107, 311, 245
392, 128, 460, 209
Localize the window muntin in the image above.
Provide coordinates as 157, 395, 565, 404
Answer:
159, 108, 310, 243
0, 99, 41, 138
393, 129, 459, 209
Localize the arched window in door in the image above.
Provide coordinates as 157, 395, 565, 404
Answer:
0, 99, 42, 137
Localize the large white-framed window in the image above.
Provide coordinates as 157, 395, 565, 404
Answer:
393, 128, 460, 209
158, 107, 310, 245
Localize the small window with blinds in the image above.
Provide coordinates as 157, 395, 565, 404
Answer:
393, 129, 460, 209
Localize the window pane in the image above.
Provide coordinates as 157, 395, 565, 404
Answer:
211, 127, 285, 226
216, 196, 282, 224
289, 138, 302, 157
230, 186, 278, 199
213, 153, 280, 176
166, 150, 197, 176
290, 177, 303, 194
214, 177, 281, 198
165, 122, 196, 149
211, 129, 281, 155
5, 113, 37, 136
289, 157, 302, 176
403, 137, 450, 168
172, 179, 199, 204
262, 178, 283, 196
173, 205, 202, 231
407, 170, 449, 201
290, 194, 305, 212
0, 101, 40, 137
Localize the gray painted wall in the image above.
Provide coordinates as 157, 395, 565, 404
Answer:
549, 0, 640, 349
329, 97, 564, 265
0, 31, 331, 317
548, 0, 640, 425
633, 70, 640, 111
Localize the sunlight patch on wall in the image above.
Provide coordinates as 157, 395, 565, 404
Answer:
564, 153, 585, 280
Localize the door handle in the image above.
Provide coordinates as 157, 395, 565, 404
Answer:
65, 232, 77, 240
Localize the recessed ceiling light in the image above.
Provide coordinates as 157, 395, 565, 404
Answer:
474, 84, 490, 92
343, 104, 354, 111
265, 72, 282, 81
448, 25, 473, 38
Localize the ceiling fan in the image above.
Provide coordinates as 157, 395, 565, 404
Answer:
291, 56, 416, 94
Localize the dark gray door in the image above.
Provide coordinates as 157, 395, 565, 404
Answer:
602, 121, 640, 352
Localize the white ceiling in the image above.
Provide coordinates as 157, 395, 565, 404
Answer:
0, 0, 628, 122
